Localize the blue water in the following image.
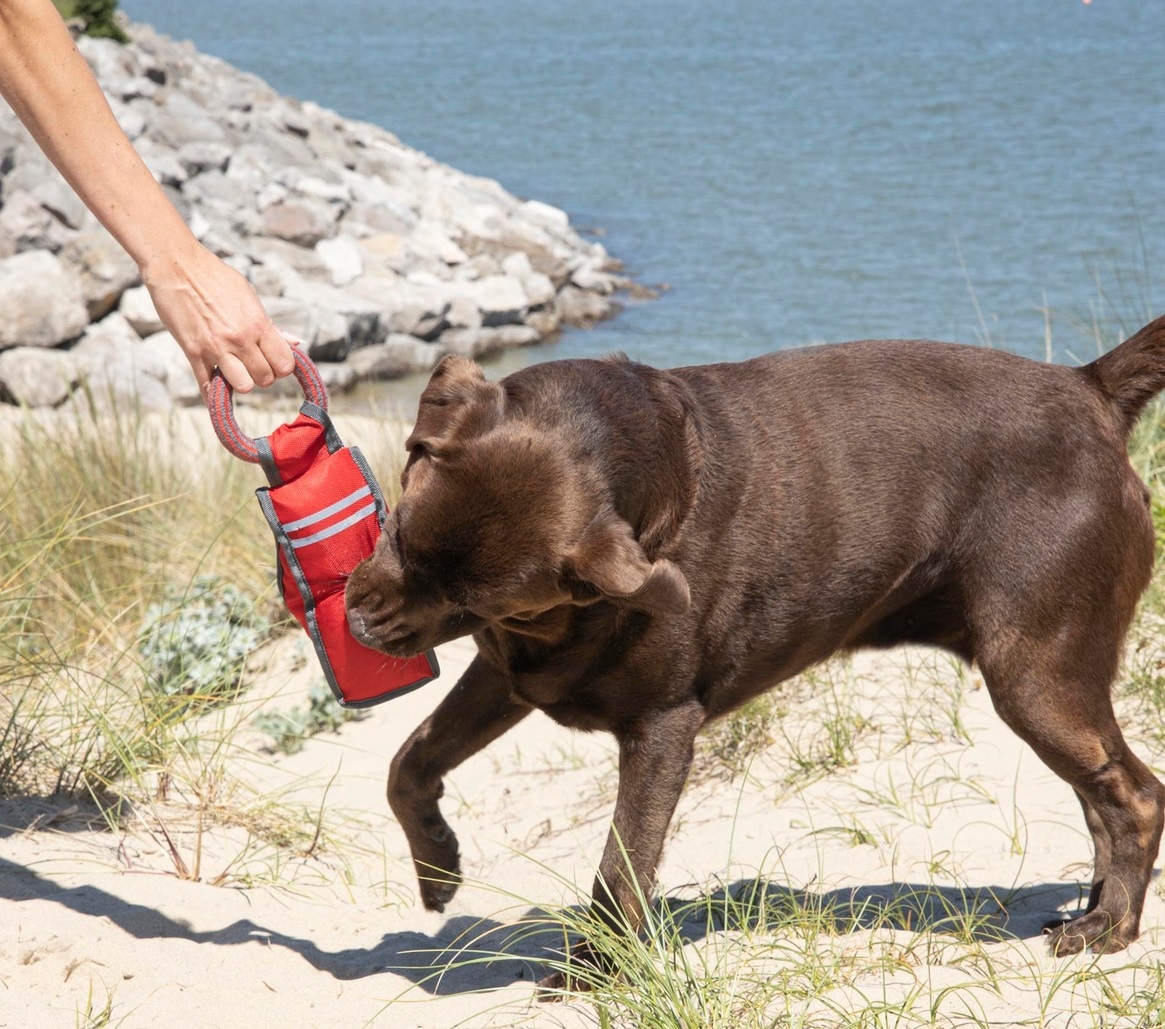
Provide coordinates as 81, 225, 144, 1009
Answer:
125, 0, 1165, 369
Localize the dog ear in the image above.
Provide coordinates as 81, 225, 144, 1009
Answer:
406, 355, 504, 455
563, 511, 690, 615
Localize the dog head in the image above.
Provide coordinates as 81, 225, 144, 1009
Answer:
345, 355, 691, 658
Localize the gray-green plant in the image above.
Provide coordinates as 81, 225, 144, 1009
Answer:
138, 574, 269, 703
252, 679, 367, 755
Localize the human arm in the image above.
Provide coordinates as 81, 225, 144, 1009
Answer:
0, 0, 294, 397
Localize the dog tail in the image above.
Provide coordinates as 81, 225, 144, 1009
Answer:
1086, 314, 1165, 437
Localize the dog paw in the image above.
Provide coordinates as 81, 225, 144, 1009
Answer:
535, 969, 573, 1001
406, 818, 462, 911
535, 942, 610, 1000
1044, 911, 1127, 956
418, 862, 461, 912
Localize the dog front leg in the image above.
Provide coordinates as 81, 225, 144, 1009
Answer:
388, 654, 531, 912
541, 699, 705, 993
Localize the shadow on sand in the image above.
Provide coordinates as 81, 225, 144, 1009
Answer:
1, 828, 1095, 997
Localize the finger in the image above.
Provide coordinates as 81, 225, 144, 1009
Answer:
195, 358, 214, 408
218, 352, 256, 394
231, 323, 289, 389
258, 324, 297, 378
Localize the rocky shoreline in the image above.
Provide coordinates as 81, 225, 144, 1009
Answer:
0, 22, 643, 412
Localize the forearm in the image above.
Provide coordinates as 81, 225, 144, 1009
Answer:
0, 0, 293, 396
0, 0, 197, 277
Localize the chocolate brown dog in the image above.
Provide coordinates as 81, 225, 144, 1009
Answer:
346, 316, 1165, 980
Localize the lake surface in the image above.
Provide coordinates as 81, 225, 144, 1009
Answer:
125, 0, 1165, 371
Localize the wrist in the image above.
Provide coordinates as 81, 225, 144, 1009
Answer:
137, 228, 208, 292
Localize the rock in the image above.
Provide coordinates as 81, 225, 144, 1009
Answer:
438, 325, 541, 360
445, 295, 483, 331
457, 253, 502, 281
76, 35, 133, 78
177, 141, 233, 176
257, 182, 290, 212
346, 334, 439, 379
571, 256, 616, 294
109, 98, 148, 140
343, 200, 416, 237
518, 199, 571, 230
148, 91, 226, 148
501, 251, 533, 279
411, 222, 468, 265
140, 330, 202, 405
118, 76, 160, 102
68, 358, 174, 416
60, 223, 141, 320
525, 308, 563, 337
260, 198, 338, 247
71, 312, 143, 371
249, 236, 331, 282
315, 361, 358, 394
225, 144, 279, 194
119, 285, 166, 337
140, 147, 188, 188
522, 271, 556, 308
261, 295, 351, 358
182, 169, 252, 211
464, 274, 529, 326
0, 190, 74, 255
0, 347, 78, 406
4, 158, 90, 230
247, 262, 293, 298
74, 313, 170, 385
346, 274, 448, 340
0, 251, 89, 349
282, 281, 382, 360
555, 285, 616, 326
315, 236, 364, 287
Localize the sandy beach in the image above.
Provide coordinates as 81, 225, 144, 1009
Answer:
4, 623, 1164, 1027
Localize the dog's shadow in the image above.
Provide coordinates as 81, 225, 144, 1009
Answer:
1, 832, 1094, 996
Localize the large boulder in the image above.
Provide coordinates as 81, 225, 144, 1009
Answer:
437, 325, 540, 360
118, 285, 166, 337
555, 284, 616, 326
139, 329, 202, 406
261, 294, 351, 357
315, 235, 364, 287
260, 197, 339, 247
0, 347, 79, 407
346, 273, 448, 340
5, 153, 90, 230
60, 223, 141, 320
462, 274, 530, 327
281, 281, 382, 360
0, 251, 89, 349
346, 334, 440, 380
68, 312, 175, 414
0, 190, 75, 256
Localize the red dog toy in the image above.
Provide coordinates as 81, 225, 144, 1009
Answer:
208, 349, 438, 706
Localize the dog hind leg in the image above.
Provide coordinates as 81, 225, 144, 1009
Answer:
1073, 787, 1114, 917
977, 636, 1165, 954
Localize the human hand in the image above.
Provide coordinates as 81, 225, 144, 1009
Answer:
143, 241, 297, 404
